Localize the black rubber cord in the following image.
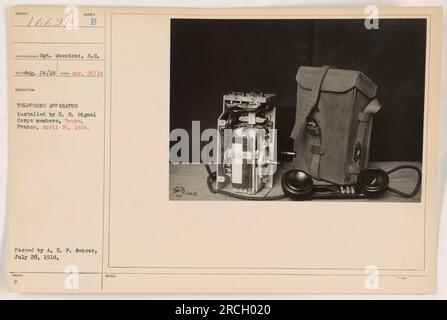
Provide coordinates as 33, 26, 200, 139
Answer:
385, 165, 422, 198
204, 164, 287, 201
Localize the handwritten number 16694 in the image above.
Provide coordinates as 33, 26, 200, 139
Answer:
27, 16, 68, 27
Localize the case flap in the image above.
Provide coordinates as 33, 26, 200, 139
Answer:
296, 66, 378, 98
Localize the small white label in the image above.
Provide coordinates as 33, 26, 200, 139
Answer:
231, 143, 243, 184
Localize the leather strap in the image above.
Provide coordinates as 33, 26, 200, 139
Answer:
308, 65, 332, 114
310, 143, 325, 177
290, 65, 333, 139
307, 65, 332, 177
349, 98, 382, 175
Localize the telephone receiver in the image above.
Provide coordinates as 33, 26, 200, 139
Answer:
281, 165, 422, 200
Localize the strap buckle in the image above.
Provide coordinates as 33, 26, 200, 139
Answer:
354, 142, 362, 162
306, 118, 321, 136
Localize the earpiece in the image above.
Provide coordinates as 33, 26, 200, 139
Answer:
356, 168, 389, 197
281, 170, 314, 200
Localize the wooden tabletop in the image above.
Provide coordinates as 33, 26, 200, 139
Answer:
170, 162, 422, 202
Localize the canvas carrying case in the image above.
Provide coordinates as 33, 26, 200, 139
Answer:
290, 65, 382, 184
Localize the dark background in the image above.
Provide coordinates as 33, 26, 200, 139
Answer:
170, 19, 426, 162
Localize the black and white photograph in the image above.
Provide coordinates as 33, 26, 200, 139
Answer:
2, 2, 445, 299
169, 18, 426, 202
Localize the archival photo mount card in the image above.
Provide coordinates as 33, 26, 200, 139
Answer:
7, 6, 442, 293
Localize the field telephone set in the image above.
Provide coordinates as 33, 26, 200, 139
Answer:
204, 66, 422, 201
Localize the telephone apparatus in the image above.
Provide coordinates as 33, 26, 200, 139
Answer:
204, 67, 422, 201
